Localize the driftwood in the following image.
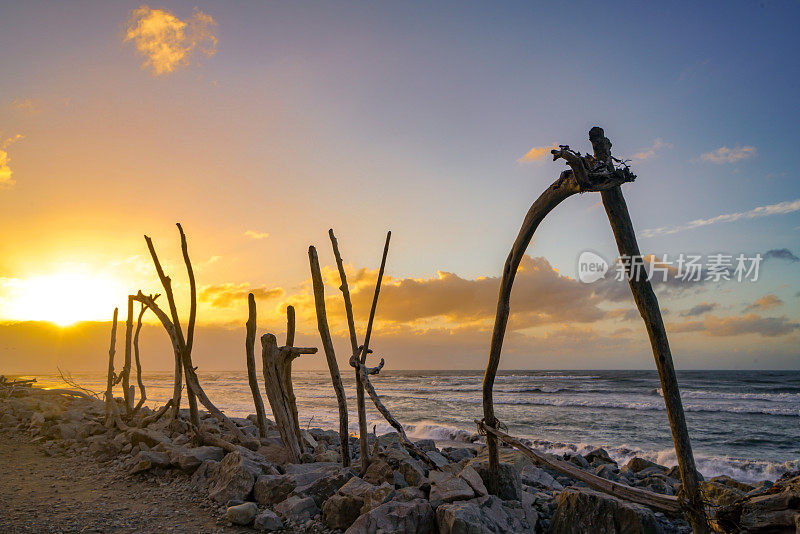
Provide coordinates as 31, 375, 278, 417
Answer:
139, 398, 173, 427
132, 298, 152, 413
133, 291, 258, 450
308, 245, 350, 467
122, 296, 134, 412
104, 307, 119, 426
476, 421, 681, 514
176, 223, 200, 427
329, 229, 370, 472
245, 293, 269, 437
57, 368, 100, 399
591, 127, 708, 532
260, 331, 317, 463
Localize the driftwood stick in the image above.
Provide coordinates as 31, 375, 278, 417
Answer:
308, 246, 350, 467
590, 127, 707, 532
245, 293, 268, 438
132, 298, 152, 413
476, 421, 681, 514
361, 231, 391, 365
133, 292, 258, 449
104, 308, 119, 426
329, 229, 370, 472
122, 296, 134, 412
176, 223, 200, 428
140, 399, 173, 427
482, 151, 634, 496
357, 355, 438, 470
283, 306, 303, 450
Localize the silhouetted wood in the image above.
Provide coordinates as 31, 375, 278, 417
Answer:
104, 307, 119, 427
245, 293, 268, 437
133, 291, 258, 450
122, 296, 134, 412
591, 126, 708, 533
309, 245, 350, 467
361, 231, 391, 366
132, 298, 152, 413
176, 223, 200, 428
284, 306, 302, 443
139, 398, 173, 427
476, 421, 681, 514
261, 332, 318, 463
329, 229, 370, 472
482, 141, 635, 496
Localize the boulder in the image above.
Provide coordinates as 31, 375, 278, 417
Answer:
174, 445, 225, 471
225, 502, 258, 525
275, 495, 319, 522
314, 450, 339, 463
363, 458, 395, 485
339, 477, 376, 500
190, 459, 220, 492
458, 465, 488, 497
443, 447, 475, 463
323, 494, 364, 530
436, 495, 535, 534
701, 480, 746, 507
622, 457, 666, 475
283, 461, 340, 486
208, 449, 271, 504
415, 439, 438, 452
584, 447, 616, 466
427, 451, 450, 468
253, 509, 284, 531
521, 465, 564, 491
0, 413, 18, 427
470, 461, 522, 501
254, 474, 296, 505
362, 482, 396, 513
399, 458, 427, 486
294, 467, 355, 506
551, 488, 662, 534
128, 450, 171, 474
429, 475, 475, 507
345, 498, 434, 534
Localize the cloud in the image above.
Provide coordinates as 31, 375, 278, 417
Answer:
642, 198, 800, 237
518, 143, 558, 163
199, 283, 284, 308
124, 5, 217, 76
743, 294, 783, 312
244, 230, 270, 240
671, 313, 799, 337
632, 138, 672, 161
764, 248, 799, 263
8, 98, 37, 113
0, 134, 24, 188
700, 145, 757, 164
681, 302, 717, 317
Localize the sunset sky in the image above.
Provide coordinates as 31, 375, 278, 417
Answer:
1, 1, 798, 373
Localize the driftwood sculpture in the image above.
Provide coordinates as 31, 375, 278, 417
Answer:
308, 245, 351, 467
329, 229, 370, 472
482, 127, 707, 532
245, 293, 269, 437
132, 298, 151, 413
260, 322, 317, 463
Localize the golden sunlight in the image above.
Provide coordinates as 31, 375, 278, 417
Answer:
1, 272, 124, 326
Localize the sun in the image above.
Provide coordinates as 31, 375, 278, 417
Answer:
1, 271, 125, 326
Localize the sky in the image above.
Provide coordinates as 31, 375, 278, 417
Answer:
0, 1, 798, 373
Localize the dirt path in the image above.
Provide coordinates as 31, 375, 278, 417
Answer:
0, 429, 249, 533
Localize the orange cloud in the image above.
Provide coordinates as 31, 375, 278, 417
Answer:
0, 134, 24, 188
700, 145, 757, 164
671, 313, 799, 337
518, 143, 558, 163
199, 283, 284, 308
244, 230, 270, 240
743, 294, 783, 312
124, 5, 217, 76
632, 138, 672, 161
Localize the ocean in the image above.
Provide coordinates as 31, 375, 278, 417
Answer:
31, 369, 799, 484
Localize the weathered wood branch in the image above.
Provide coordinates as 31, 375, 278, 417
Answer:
132, 291, 258, 449
361, 231, 391, 365
176, 223, 200, 428
260, 332, 317, 463
132, 297, 154, 413
329, 229, 370, 472
104, 307, 119, 427
139, 398, 173, 427
476, 421, 681, 514
122, 296, 134, 412
309, 245, 351, 467
245, 293, 269, 438
591, 126, 707, 532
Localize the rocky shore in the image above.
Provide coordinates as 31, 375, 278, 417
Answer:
2, 385, 798, 533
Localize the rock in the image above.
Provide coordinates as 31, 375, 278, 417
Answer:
275, 495, 320, 522
1, 413, 18, 427
430, 475, 475, 507
362, 482, 396, 513
128, 450, 172, 474
426, 451, 450, 468
190, 459, 220, 492
174, 445, 225, 471
622, 457, 666, 474
551, 488, 662, 534
224, 502, 258, 525
339, 476, 377, 500
565, 452, 591, 469
521, 465, 564, 491
345, 498, 434, 534
436, 495, 535, 534
128, 428, 170, 448
585, 447, 616, 465
710, 475, 754, 493
283, 461, 340, 486
294, 467, 355, 506
208, 449, 270, 504
458, 465, 488, 497
443, 447, 475, 463
257, 442, 290, 464
399, 458, 427, 486
254, 474, 296, 505
471, 461, 522, 501
254, 509, 284, 531
415, 439, 438, 452
314, 450, 339, 463
739, 493, 800, 531
395, 486, 426, 502
701, 480, 746, 507
323, 494, 364, 530
393, 470, 408, 488
376, 432, 402, 448
56, 422, 78, 440
363, 458, 395, 485
595, 463, 619, 482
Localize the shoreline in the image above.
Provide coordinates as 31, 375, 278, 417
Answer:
2, 383, 799, 532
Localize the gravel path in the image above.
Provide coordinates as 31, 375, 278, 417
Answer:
0, 428, 250, 533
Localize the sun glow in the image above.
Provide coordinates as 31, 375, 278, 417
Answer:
0, 272, 125, 326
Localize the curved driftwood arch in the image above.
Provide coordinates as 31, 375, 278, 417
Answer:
481, 127, 708, 533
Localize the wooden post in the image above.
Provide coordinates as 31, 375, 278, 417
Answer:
177, 223, 200, 428
260, 332, 317, 463
122, 296, 134, 412
104, 307, 119, 426
361, 232, 391, 366
591, 127, 708, 532
133, 298, 150, 413
329, 229, 370, 472
245, 293, 269, 437
309, 245, 351, 467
